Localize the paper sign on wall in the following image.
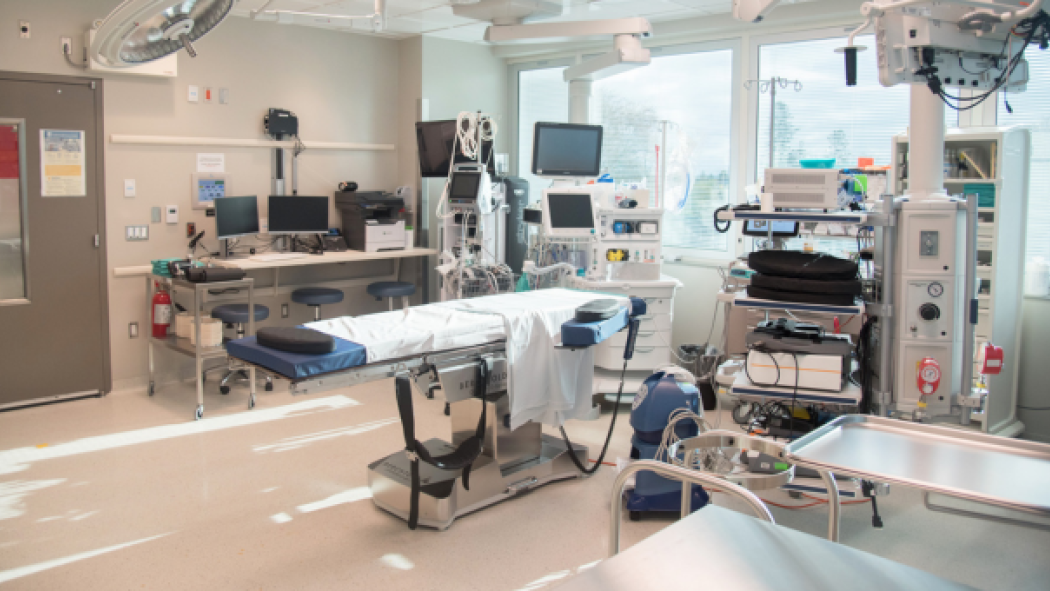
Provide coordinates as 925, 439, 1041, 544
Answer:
197, 153, 225, 173
40, 129, 86, 197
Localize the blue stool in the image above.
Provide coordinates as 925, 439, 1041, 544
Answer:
367, 281, 416, 311
292, 287, 345, 321
207, 303, 272, 395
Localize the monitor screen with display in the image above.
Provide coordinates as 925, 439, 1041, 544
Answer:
267, 196, 329, 235
742, 219, 800, 238
214, 196, 260, 240
416, 120, 495, 178
448, 171, 482, 204
532, 123, 603, 179
197, 178, 226, 203
542, 191, 596, 238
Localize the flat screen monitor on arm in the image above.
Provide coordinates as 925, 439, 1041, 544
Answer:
215, 196, 260, 240
531, 123, 603, 179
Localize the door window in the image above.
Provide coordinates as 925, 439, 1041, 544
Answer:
0, 120, 27, 302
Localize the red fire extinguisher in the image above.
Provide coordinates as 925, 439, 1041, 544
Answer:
152, 283, 172, 338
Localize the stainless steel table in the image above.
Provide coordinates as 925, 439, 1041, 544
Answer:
786, 415, 1050, 531
558, 505, 975, 591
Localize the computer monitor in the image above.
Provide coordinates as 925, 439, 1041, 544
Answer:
531, 122, 603, 179
742, 219, 800, 238
542, 190, 596, 238
214, 196, 260, 240
415, 120, 495, 178
448, 169, 483, 205
267, 196, 329, 235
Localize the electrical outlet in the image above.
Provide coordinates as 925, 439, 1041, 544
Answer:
187, 222, 196, 237
129, 322, 139, 338
281, 303, 289, 318
124, 179, 136, 197
60, 36, 71, 54
188, 85, 199, 103
19, 21, 30, 39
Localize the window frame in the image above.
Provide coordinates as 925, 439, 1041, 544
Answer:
509, 39, 744, 262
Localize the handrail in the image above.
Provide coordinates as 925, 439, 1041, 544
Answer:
609, 460, 775, 556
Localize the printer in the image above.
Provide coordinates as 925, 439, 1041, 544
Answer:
335, 190, 406, 252
745, 318, 853, 392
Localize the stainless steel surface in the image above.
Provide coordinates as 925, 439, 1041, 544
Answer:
923, 491, 1050, 531
819, 468, 840, 542
562, 505, 975, 591
0, 73, 110, 404
609, 460, 774, 556
786, 415, 1050, 518
679, 431, 795, 495
876, 193, 897, 412
368, 433, 587, 531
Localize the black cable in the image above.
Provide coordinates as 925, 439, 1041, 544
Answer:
714, 204, 732, 234
559, 359, 629, 475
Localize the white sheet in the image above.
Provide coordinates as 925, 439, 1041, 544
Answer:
305, 289, 629, 428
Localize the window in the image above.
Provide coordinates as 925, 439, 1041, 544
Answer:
999, 49, 1050, 268
516, 66, 568, 203
0, 119, 26, 302
755, 34, 957, 174
592, 47, 737, 253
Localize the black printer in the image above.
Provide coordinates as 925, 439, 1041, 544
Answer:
335, 190, 406, 252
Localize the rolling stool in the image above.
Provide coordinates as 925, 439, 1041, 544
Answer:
292, 287, 345, 321
206, 303, 274, 395
367, 281, 416, 311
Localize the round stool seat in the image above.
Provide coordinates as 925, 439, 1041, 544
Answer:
367, 281, 417, 300
291, 287, 345, 306
211, 303, 270, 324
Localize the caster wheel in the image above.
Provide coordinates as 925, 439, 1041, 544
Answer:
249, 394, 256, 410
265, 382, 274, 392
425, 388, 436, 400
444, 403, 451, 416
195, 405, 204, 421
732, 402, 753, 425
629, 511, 641, 522
148, 382, 155, 397
220, 385, 230, 395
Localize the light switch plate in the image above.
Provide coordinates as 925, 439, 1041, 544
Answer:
219, 88, 230, 104
188, 85, 199, 103
166, 205, 178, 224
124, 179, 136, 197
151, 206, 161, 223
125, 225, 149, 241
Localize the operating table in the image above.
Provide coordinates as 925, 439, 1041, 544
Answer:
224, 288, 645, 530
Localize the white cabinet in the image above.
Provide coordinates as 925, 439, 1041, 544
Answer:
892, 126, 1029, 435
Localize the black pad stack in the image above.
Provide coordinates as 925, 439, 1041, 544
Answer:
747, 251, 860, 306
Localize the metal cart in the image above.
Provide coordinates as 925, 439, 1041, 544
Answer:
146, 274, 257, 420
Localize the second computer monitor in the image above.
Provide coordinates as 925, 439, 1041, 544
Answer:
542, 190, 596, 238
268, 196, 329, 235
532, 122, 603, 179
215, 196, 260, 240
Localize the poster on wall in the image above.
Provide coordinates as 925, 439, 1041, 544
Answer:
40, 129, 86, 197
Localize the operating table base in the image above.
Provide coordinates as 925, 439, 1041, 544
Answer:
368, 434, 589, 531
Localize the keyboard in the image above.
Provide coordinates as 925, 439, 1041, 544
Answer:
252, 253, 308, 262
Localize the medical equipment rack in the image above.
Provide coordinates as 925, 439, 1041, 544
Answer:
146, 274, 257, 420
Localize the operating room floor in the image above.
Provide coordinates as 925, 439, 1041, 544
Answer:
1, 380, 1048, 590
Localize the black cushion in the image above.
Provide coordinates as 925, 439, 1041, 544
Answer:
575, 299, 621, 323
257, 327, 336, 355
747, 285, 857, 307
748, 251, 858, 281
211, 303, 270, 324
751, 273, 863, 296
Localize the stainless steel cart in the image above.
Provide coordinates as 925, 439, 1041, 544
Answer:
786, 415, 1050, 532
146, 274, 257, 420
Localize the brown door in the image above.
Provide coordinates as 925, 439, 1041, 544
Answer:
0, 72, 109, 406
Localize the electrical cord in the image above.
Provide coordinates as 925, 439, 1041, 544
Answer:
560, 359, 629, 475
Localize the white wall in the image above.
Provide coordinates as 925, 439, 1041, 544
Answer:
1018, 298, 1050, 442
0, 1, 404, 389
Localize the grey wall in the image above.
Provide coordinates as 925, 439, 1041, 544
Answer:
1018, 298, 1050, 442
0, 1, 404, 389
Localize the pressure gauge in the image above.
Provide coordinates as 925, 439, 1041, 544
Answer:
928, 282, 944, 298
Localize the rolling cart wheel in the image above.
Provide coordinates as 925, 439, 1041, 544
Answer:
629, 511, 641, 522
220, 385, 231, 395
425, 387, 436, 400
265, 382, 274, 392
732, 402, 753, 425
148, 382, 155, 397
249, 394, 256, 410
195, 405, 204, 421
444, 403, 451, 416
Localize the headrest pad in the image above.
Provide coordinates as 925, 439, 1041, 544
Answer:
575, 299, 621, 323
257, 327, 336, 355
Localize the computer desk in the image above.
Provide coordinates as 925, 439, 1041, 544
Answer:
208, 247, 438, 298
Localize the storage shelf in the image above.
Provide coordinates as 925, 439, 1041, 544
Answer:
717, 210, 868, 225
944, 178, 998, 184
150, 335, 227, 360
731, 373, 862, 406
733, 292, 865, 316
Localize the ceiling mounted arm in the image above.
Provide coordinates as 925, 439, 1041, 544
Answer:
252, 0, 387, 32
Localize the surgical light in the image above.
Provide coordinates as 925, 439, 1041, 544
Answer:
90, 0, 235, 67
